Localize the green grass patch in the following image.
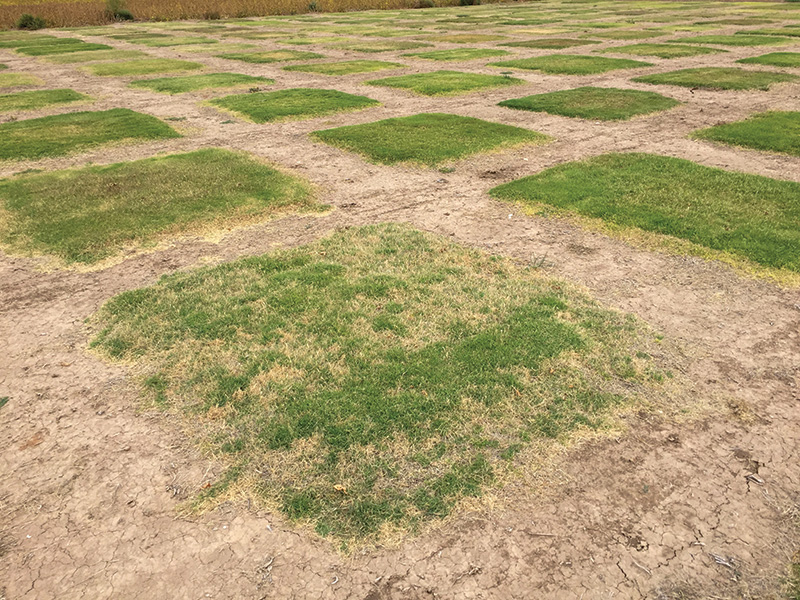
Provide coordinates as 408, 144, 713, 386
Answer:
218, 50, 323, 63
404, 48, 510, 61
83, 59, 205, 77
671, 34, 794, 46
692, 111, 800, 157
0, 73, 43, 89
738, 52, 800, 67
0, 149, 318, 265
16, 42, 113, 56
0, 396, 7, 410
283, 60, 404, 75
500, 38, 600, 49
738, 28, 800, 38
0, 36, 78, 49
130, 73, 273, 94
600, 43, 724, 58
490, 54, 652, 75
325, 40, 431, 53
0, 88, 89, 113
210, 88, 379, 123
0, 108, 179, 161
633, 67, 797, 90
499, 87, 680, 121
312, 113, 548, 166
366, 70, 523, 96
490, 153, 800, 272
89, 223, 664, 545
43, 49, 150, 64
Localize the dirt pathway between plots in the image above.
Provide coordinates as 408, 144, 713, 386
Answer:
2, 12, 800, 600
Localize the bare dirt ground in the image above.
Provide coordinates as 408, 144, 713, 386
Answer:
1, 6, 800, 598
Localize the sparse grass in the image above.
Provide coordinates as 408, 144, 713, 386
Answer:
587, 29, 663, 40
43, 49, 149, 63
83, 59, 205, 76
366, 70, 523, 96
283, 60, 404, 75
181, 43, 258, 53
692, 111, 800, 157
788, 554, 800, 600
130, 73, 273, 94
738, 52, 800, 67
0, 148, 319, 264
633, 67, 797, 90
490, 153, 800, 272
490, 54, 651, 75
89, 223, 664, 545
600, 43, 724, 58
423, 33, 506, 43
16, 41, 112, 55
210, 88, 379, 123
500, 38, 600, 49
312, 112, 548, 166
217, 50, 323, 63
325, 40, 431, 52
0, 108, 179, 161
404, 48, 510, 60
0, 73, 43, 89
0, 88, 88, 112
500, 87, 680, 121
671, 34, 794, 46
130, 36, 219, 47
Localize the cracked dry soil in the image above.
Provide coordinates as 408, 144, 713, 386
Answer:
1, 5, 800, 599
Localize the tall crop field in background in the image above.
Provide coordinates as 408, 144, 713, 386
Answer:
0, 0, 499, 30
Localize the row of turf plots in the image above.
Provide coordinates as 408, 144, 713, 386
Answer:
0, 0, 799, 555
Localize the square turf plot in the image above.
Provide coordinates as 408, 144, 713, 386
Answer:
43, 50, 150, 64
490, 153, 800, 272
0, 89, 89, 113
129, 73, 274, 94
0, 149, 319, 265
587, 30, 664, 40
671, 34, 794, 46
129, 36, 219, 47
738, 52, 800, 68
209, 88, 379, 123
16, 41, 113, 56
499, 87, 680, 121
312, 113, 548, 166
0, 73, 43, 89
423, 34, 507, 43
283, 60, 404, 75
325, 40, 431, 53
737, 28, 800, 38
599, 43, 724, 58
490, 55, 652, 75
500, 38, 601, 49
403, 48, 511, 61
0, 108, 179, 161
366, 70, 524, 96
692, 111, 800, 157
87, 223, 662, 544
83, 59, 205, 76
633, 67, 797, 91
217, 50, 323, 63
